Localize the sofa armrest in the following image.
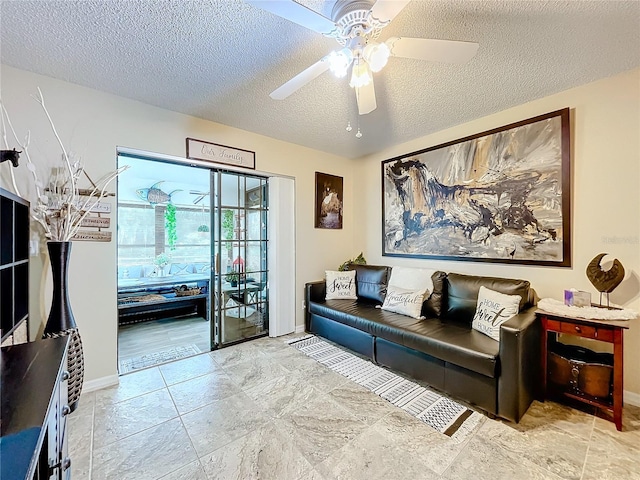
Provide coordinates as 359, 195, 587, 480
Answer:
305, 280, 325, 305
497, 307, 541, 422
305, 281, 325, 331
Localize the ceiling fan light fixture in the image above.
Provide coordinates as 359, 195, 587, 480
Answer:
349, 58, 372, 88
328, 48, 353, 78
363, 42, 390, 72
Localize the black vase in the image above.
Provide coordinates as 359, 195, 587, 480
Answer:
43, 241, 84, 413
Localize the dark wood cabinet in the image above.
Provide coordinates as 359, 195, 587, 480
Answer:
1, 187, 30, 346
0, 337, 71, 480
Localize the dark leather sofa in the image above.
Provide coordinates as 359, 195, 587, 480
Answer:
305, 265, 541, 423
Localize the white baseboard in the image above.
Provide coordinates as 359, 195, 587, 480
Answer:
83, 374, 119, 393
295, 324, 306, 333
625, 390, 640, 407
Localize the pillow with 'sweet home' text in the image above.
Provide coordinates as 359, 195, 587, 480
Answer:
472, 286, 520, 341
325, 270, 357, 300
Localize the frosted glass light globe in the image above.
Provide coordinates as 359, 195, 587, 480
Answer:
363, 42, 390, 72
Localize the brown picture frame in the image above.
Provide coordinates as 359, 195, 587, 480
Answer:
315, 172, 343, 229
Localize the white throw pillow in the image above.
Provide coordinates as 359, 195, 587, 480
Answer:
388, 267, 435, 296
380, 285, 426, 319
472, 286, 521, 341
325, 270, 357, 300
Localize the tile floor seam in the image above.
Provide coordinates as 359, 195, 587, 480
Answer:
483, 433, 571, 480
578, 416, 596, 480
97, 383, 168, 405
165, 383, 183, 417
88, 398, 96, 480
328, 412, 444, 479
167, 384, 240, 417
438, 430, 479, 479
158, 356, 220, 387
195, 418, 290, 476
92, 409, 180, 452
174, 411, 207, 479
178, 391, 263, 460
546, 421, 593, 444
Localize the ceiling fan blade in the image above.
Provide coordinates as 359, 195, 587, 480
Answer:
370, 0, 412, 23
245, 0, 338, 35
270, 57, 330, 100
387, 37, 479, 63
356, 80, 377, 115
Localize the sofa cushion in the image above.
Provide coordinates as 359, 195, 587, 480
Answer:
309, 299, 499, 378
446, 273, 531, 324
193, 262, 211, 274
389, 266, 435, 294
423, 271, 447, 318
348, 264, 390, 304
169, 263, 195, 275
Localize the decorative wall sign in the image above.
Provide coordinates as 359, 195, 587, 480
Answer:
80, 199, 111, 214
186, 137, 255, 170
71, 231, 112, 242
315, 172, 343, 229
382, 108, 571, 267
76, 197, 113, 241
79, 216, 110, 228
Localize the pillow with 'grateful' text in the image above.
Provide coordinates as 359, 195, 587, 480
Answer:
380, 285, 427, 319
472, 286, 520, 341
325, 270, 357, 300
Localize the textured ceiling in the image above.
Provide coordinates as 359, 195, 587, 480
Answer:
1, 1, 639, 159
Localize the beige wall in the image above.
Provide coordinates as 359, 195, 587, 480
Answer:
354, 68, 640, 395
3, 64, 639, 397
0, 65, 356, 384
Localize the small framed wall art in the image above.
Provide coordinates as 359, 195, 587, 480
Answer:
315, 172, 343, 229
186, 137, 255, 170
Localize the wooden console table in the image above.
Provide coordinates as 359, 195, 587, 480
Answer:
538, 310, 629, 431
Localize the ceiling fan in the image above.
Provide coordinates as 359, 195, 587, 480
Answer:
246, 0, 479, 115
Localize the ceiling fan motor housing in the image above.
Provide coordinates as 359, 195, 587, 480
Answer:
331, 0, 385, 45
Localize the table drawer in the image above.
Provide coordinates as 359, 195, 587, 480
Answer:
558, 322, 614, 342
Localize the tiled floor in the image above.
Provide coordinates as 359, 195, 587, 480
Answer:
69, 335, 640, 480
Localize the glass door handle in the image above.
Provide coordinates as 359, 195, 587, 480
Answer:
215, 253, 220, 274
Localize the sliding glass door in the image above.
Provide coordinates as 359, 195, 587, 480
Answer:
212, 171, 269, 346
116, 155, 270, 373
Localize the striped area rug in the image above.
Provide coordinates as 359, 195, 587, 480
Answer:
288, 335, 483, 442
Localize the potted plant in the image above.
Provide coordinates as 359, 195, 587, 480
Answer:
225, 271, 243, 287
154, 253, 171, 276
338, 252, 367, 271
165, 203, 177, 250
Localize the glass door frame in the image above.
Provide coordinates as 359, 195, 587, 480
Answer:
211, 169, 269, 349
115, 148, 271, 354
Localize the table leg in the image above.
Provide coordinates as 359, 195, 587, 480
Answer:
613, 328, 624, 431
540, 317, 548, 401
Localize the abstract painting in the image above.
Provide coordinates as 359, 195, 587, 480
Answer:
315, 172, 343, 229
382, 109, 571, 266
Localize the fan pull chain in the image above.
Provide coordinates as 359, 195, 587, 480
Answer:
353, 87, 363, 139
